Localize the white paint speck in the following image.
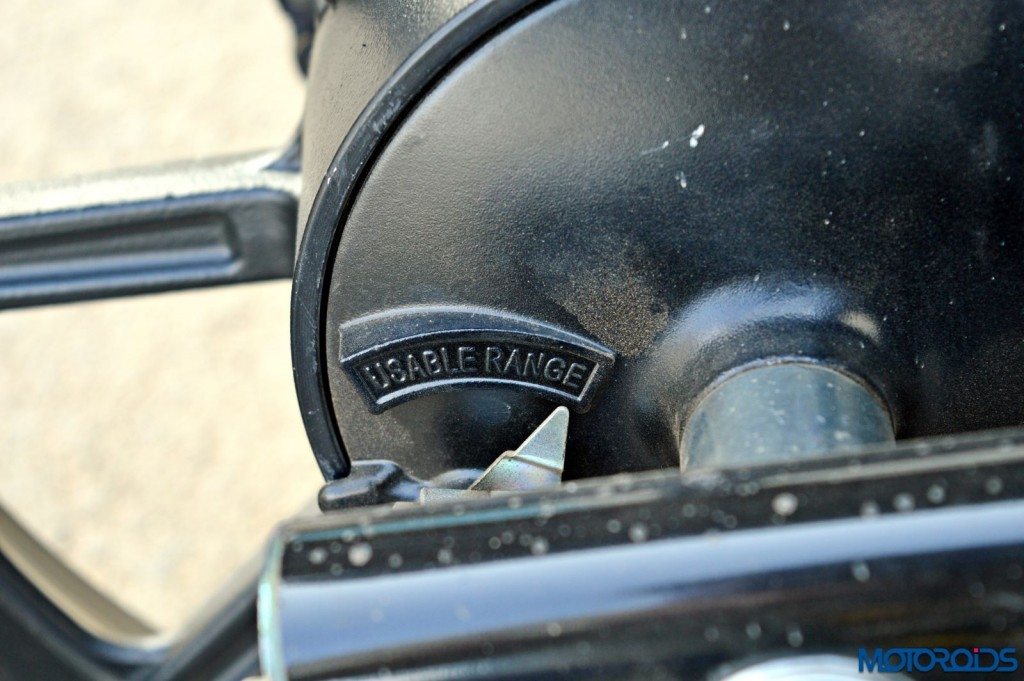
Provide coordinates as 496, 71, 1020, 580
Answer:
772, 492, 799, 517
641, 140, 670, 156
926, 484, 946, 504
689, 124, 706, 148
628, 522, 649, 543
675, 170, 688, 188
851, 561, 871, 582
893, 492, 915, 512
782, 19, 791, 31
861, 500, 881, 517
348, 542, 373, 566
787, 624, 804, 647
985, 476, 1004, 495
530, 537, 550, 556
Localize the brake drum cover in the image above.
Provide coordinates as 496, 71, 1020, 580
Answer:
293, 0, 1024, 480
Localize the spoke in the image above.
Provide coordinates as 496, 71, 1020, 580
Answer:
0, 151, 299, 310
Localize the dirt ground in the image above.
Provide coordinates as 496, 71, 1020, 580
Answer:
0, 1, 322, 632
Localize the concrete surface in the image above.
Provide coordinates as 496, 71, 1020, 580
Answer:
0, 1, 321, 632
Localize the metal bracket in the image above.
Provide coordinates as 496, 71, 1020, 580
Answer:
0, 151, 299, 310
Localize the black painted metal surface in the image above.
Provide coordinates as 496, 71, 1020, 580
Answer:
292, 0, 524, 479
0, 152, 298, 310
5, 1, 1024, 679
0, 549, 159, 681
296, 0, 476, 231
145, 570, 263, 681
262, 430, 1024, 680
295, 0, 1024, 482
0, 502, 264, 681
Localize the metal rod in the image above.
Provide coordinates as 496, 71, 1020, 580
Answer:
681, 362, 894, 469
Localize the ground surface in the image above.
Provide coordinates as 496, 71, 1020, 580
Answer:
0, 1, 321, 632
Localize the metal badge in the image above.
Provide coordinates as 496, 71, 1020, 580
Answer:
338, 306, 615, 414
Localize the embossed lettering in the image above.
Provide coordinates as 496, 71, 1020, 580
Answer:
457, 346, 477, 373
406, 353, 429, 380
361, 364, 389, 391
485, 346, 503, 373
544, 357, 566, 382
503, 348, 523, 377
563, 361, 588, 389
421, 349, 443, 375
522, 351, 546, 378
386, 358, 407, 383
343, 333, 613, 413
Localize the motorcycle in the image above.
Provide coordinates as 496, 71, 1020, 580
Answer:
2, 1, 1023, 678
